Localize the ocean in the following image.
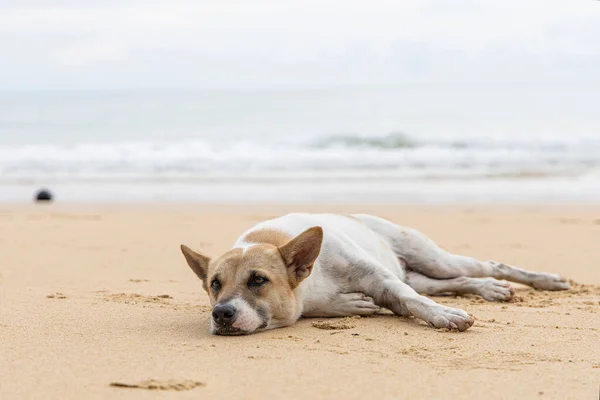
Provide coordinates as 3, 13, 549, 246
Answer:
1, 84, 599, 203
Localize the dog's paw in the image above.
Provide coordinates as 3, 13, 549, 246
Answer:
530, 273, 570, 291
425, 305, 474, 332
334, 292, 380, 316
475, 278, 514, 302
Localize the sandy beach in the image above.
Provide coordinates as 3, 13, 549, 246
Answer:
1, 204, 599, 399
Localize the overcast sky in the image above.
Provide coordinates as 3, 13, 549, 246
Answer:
1, 0, 599, 90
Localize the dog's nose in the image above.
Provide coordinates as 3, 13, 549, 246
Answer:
212, 303, 236, 326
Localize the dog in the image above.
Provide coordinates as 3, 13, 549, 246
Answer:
180, 213, 569, 335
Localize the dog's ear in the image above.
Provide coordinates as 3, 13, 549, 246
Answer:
180, 244, 211, 285
279, 226, 323, 288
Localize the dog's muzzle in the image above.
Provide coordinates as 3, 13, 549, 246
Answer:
212, 303, 244, 335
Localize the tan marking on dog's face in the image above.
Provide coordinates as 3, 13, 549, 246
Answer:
243, 228, 292, 247
206, 244, 298, 335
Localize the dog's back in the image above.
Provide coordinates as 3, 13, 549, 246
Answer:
235, 213, 404, 279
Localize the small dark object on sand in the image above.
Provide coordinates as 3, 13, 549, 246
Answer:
35, 189, 53, 202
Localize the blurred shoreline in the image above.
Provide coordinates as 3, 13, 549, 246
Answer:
1, 176, 598, 204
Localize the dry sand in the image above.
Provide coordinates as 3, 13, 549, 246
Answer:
1, 204, 599, 399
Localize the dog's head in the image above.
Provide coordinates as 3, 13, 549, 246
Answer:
180, 227, 323, 335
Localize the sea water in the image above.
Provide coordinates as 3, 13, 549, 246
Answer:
1, 84, 599, 203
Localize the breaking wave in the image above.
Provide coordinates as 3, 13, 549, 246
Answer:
1, 133, 600, 182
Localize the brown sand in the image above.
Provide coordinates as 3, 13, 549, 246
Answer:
109, 379, 205, 391
312, 316, 362, 330
1, 204, 599, 399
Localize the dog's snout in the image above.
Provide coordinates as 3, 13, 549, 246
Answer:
212, 303, 236, 326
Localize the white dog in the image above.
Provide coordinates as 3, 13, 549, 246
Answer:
181, 213, 569, 335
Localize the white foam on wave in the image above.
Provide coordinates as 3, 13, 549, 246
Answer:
1, 135, 600, 182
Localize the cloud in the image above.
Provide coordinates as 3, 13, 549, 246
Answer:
1, 0, 599, 89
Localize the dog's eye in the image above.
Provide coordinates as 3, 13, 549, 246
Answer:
210, 279, 222, 291
248, 276, 268, 287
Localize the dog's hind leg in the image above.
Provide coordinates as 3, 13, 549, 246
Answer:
405, 271, 514, 302
353, 214, 569, 291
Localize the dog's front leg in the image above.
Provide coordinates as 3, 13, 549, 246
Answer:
302, 292, 380, 318
374, 277, 474, 331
